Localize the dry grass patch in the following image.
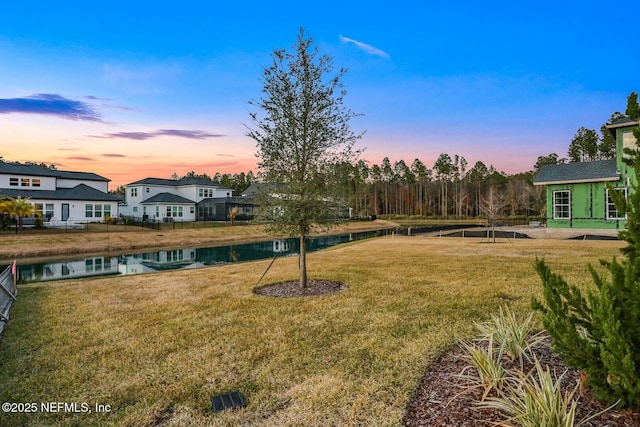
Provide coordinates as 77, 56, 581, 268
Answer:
0, 236, 622, 426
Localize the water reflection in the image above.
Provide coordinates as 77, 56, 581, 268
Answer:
16, 230, 390, 283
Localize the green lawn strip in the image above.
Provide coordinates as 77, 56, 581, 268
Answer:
0, 237, 620, 426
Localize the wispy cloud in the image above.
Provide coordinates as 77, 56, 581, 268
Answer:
91, 129, 225, 140
156, 129, 223, 139
339, 35, 390, 58
0, 94, 102, 121
67, 156, 96, 161
102, 153, 126, 158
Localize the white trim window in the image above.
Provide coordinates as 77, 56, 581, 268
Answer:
166, 206, 184, 217
606, 188, 627, 220
44, 204, 54, 219
553, 190, 571, 219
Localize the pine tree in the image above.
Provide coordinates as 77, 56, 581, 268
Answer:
532, 138, 640, 408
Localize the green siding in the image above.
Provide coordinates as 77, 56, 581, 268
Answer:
545, 182, 625, 229
541, 121, 638, 229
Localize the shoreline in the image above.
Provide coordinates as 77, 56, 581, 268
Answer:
0, 220, 397, 263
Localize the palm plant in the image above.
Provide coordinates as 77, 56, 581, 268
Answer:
4, 196, 38, 229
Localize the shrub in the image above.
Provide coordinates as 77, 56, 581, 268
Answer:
532, 149, 640, 408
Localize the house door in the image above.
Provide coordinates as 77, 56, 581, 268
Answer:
61, 204, 70, 221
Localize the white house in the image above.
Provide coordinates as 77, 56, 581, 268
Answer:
0, 160, 120, 225
119, 177, 234, 222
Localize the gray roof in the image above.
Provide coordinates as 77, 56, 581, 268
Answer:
0, 161, 110, 181
142, 192, 194, 204
200, 196, 255, 205
533, 160, 620, 185
605, 117, 640, 136
128, 177, 231, 190
0, 184, 121, 201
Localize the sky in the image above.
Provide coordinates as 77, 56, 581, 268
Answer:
1, 1, 638, 189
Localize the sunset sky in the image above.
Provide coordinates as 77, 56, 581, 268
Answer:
1, 1, 638, 189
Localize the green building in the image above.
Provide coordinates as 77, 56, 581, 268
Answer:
533, 117, 640, 229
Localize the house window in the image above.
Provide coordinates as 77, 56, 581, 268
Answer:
94, 204, 102, 218
190, 206, 195, 214
9, 177, 18, 186
131, 188, 138, 197
199, 188, 203, 197
85, 204, 93, 218
133, 207, 138, 213
104, 204, 111, 218
623, 131, 638, 156
34, 203, 43, 216
21, 178, 30, 186
166, 206, 184, 217
553, 190, 571, 219
32, 179, 41, 187
155, 206, 159, 217
146, 187, 149, 193
606, 188, 627, 220
45, 204, 54, 219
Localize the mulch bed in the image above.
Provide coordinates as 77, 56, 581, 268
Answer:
253, 279, 347, 297
403, 336, 640, 426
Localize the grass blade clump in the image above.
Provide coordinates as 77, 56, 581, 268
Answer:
474, 306, 543, 369
479, 356, 578, 427
458, 335, 510, 401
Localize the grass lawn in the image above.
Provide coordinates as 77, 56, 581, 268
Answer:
0, 236, 623, 426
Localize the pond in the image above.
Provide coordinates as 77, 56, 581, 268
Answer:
14, 229, 394, 284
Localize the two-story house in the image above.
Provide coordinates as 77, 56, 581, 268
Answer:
119, 177, 237, 222
533, 117, 640, 229
0, 161, 120, 224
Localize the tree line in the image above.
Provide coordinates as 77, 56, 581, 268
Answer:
157, 94, 638, 220
109, 156, 542, 220
330, 156, 543, 219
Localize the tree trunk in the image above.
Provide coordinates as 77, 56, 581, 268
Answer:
299, 233, 307, 289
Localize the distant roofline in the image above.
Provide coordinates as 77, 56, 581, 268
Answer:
0, 160, 110, 181
126, 177, 232, 190
605, 117, 640, 130
533, 176, 621, 186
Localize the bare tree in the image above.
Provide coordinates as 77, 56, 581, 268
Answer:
479, 186, 505, 243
